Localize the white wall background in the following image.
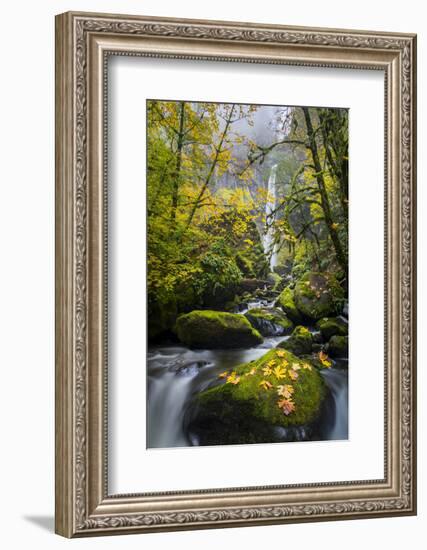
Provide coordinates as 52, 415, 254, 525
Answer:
0, 0, 424, 548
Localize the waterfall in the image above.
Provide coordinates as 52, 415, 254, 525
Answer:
263, 164, 278, 269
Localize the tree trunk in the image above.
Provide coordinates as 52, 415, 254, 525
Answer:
319, 110, 348, 220
170, 101, 185, 221
302, 107, 348, 276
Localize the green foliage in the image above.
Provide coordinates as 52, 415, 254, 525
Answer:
147, 101, 348, 339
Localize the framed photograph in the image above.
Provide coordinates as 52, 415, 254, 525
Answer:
55, 11, 417, 537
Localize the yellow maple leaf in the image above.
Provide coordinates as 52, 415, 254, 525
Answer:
273, 365, 287, 380
277, 398, 296, 416
226, 372, 241, 385
277, 384, 295, 399
218, 371, 229, 379
245, 367, 257, 377
302, 362, 312, 371
331, 222, 339, 230
318, 351, 332, 368
276, 350, 286, 358
262, 365, 273, 376
259, 379, 273, 390
291, 362, 301, 371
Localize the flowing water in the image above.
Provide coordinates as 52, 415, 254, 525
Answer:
147, 328, 349, 448
263, 164, 278, 269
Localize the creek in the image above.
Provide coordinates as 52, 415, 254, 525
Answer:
147, 300, 348, 448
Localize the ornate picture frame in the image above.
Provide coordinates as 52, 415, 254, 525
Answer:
55, 11, 417, 537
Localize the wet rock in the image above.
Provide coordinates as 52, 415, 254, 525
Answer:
175, 310, 263, 349
185, 348, 325, 446
316, 317, 348, 341
293, 272, 345, 321
169, 360, 211, 376
326, 335, 349, 358
245, 307, 293, 337
277, 325, 313, 356
276, 286, 303, 324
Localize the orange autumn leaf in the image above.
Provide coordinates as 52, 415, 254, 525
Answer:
218, 371, 229, 379
277, 398, 296, 416
289, 369, 299, 381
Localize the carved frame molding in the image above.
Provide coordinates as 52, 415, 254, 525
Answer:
55, 12, 416, 537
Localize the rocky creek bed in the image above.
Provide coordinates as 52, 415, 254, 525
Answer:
147, 271, 349, 448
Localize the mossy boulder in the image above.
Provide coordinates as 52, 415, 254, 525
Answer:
245, 308, 293, 337
175, 310, 263, 349
186, 348, 326, 445
316, 317, 348, 341
293, 272, 345, 321
277, 325, 313, 356
276, 286, 303, 324
327, 335, 348, 358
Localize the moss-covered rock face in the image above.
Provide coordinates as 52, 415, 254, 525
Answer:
175, 310, 263, 349
277, 325, 313, 356
187, 348, 326, 445
245, 308, 293, 337
276, 286, 303, 324
267, 272, 283, 291
316, 317, 348, 341
327, 335, 348, 357
293, 272, 345, 321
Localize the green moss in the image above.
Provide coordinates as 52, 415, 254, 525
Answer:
175, 310, 263, 349
245, 307, 293, 336
277, 325, 313, 356
195, 348, 325, 432
267, 272, 283, 291
293, 272, 345, 321
327, 335, 348, 357
277, 286, 303, 324
316, 317, 348, 340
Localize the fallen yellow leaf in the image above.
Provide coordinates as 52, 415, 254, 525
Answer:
226, 372, 241, 385
262, 365, 273, 376
259, 379, 273, 390
277, 384, 295, 399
